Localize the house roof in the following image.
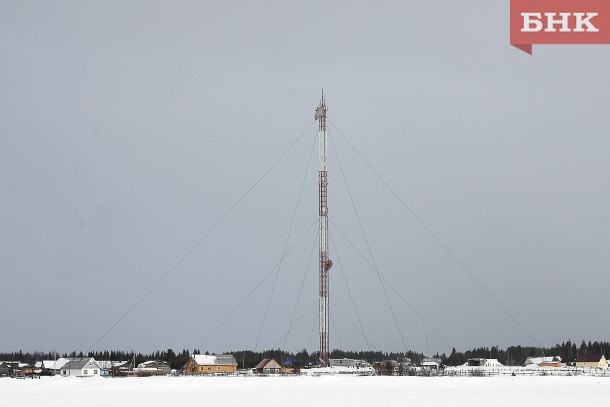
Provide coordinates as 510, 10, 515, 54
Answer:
35, 359, 70, 370
254, 359, 281, 369
63, 358, 101, 370
191, 354, 237, 366
461, 359, 504, 367
576, 354, 604, 363
96, 361, 113, 369
525, 356, 561, 365
137, 360, 169, 368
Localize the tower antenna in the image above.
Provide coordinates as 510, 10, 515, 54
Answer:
315, 90, 332, 366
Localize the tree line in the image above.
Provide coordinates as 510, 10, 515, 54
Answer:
445, 340, 610, 366
2, 340, 608, 370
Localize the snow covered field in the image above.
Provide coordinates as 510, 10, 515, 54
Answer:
2, 375, 610, 406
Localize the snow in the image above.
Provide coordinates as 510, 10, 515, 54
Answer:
525, 356, 562, 365
192, 354, 218, 365
34, 358, 70, 370
2, 375, 610, 406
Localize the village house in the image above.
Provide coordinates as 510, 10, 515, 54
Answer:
135, 360, 171, 376
422, 357, 443, 369
464, 358, 504, 368
60, 357, 103, 377
524, 356, 562, 368
0, 362, 12, 377
253, 359, 282, 374
96, 361, 115, 377
329, 358, 369, 368
376, 360, 398, 375
34, 358, 70, 376
575, 354, 608, 369
1, 362, 34, 376
105, 361, 132, 377
183, 354, 238, 375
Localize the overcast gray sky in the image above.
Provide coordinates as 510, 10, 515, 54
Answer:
2, 1, 610, 356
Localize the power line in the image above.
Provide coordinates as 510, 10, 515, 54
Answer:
282, 230, 319, 352
329, 119, 542, 348
86, 120, 315, 352
329, 130, 408, 353
255, 131, 317, 351
305, 312, 319, 351
199, 219, 317, 350
330, 299, 377, 351
328, 230, 371, 351
330, 313, 343, 350
273, 299, 317, 349
330, 219, 452, 351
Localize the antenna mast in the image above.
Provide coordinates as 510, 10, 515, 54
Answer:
315, 90, 332, 366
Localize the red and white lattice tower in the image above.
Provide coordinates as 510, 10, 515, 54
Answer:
315, 91, 332, 366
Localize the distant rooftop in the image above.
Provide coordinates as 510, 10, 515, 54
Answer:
575, 354, 604, 363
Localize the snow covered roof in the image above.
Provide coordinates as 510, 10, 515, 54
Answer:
137, 360, 169, 368
191, 354, 237, 366
461, 359, 504, 367
525, 356, 561, 365
96, 361, 113, 369
35, 359, 70, 370
422, 358, 441, 366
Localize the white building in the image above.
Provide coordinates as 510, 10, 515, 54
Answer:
60, 358, 103, 377
329, 358, 369, 368
422, 358, 443, 369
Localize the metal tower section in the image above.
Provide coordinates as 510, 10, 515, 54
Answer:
315, 91, 332, 366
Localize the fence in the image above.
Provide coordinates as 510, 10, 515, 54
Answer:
435, 367, 610, 377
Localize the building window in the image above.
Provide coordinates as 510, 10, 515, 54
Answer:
63, 370, 67, 375
84, 370, 88, 375
216, 366, 221, 370
94, 370, 98, 375
208, 367, 211, 371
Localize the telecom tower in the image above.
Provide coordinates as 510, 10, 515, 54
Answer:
315, 91, 332, 366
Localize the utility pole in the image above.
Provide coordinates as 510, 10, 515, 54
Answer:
316, 91, 332, 366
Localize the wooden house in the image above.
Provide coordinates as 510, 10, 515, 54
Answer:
184, 354, 237, 374
253, 358, 282, 374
